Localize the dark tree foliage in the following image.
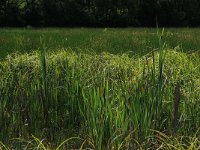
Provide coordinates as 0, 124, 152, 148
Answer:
0, 0, 200, 27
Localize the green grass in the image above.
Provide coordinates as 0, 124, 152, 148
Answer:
0, 28, 200, 149
0, 28, 200, 58
0, 49, 200, 149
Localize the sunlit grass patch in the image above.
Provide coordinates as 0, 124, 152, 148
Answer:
0, 47, 199, 149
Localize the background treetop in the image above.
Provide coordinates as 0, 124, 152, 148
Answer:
0, 0, 200, 27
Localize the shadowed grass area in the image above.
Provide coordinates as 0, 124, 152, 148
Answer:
0, 28, 200, 59
0, 48, 199, 149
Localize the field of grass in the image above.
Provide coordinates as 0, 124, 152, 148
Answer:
1, 28, 200, 58
0, 28, 200, 149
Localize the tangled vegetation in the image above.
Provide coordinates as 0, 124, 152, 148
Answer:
0, 45, 199, 149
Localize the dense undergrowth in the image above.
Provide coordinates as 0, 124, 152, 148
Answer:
0, 48, 199, 149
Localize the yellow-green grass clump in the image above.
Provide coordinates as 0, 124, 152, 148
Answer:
0, 49, 199, 149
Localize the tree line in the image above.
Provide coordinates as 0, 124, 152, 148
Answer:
0, 0, 200, 27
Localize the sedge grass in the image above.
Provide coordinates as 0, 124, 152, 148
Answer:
0, 47, 199, 149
